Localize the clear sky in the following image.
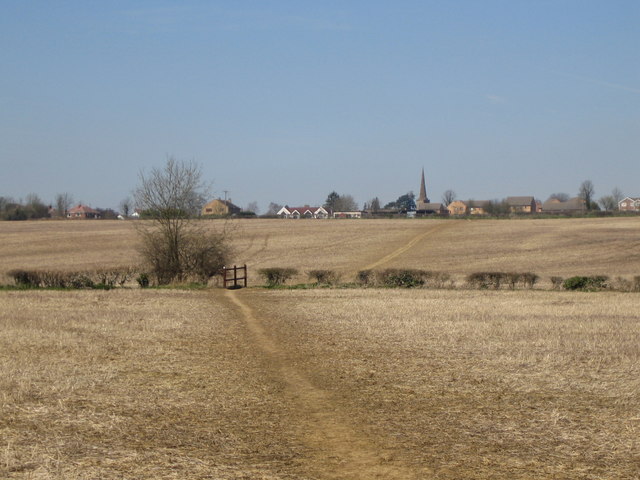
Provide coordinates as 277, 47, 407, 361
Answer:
1, 1, 638, 212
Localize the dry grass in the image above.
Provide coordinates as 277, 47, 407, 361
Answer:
2, 217, 640, 478
3, 288, 638, 478
243, 288, 640, 479
1, 217, 639, 285
0, 290, 307, 479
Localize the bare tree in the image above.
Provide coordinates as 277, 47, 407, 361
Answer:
24, 193, 48, 219
369, 197, 381, 212
119, 196, 132, 217
334, 194, 358, 212
598, 195, 616, 211
441, 189, 456, 206
578, 180, 595, 210
134, 157, 230, 285
245, 201, 259, 215
549, 192, 570, 202
611, 187, 624, 207
266, 202, 282, 216
55, 192, 74, 218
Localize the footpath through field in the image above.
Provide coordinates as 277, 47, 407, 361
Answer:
220, 288, 420, 479
216, 224, 456, 478
359, 221, 453, 272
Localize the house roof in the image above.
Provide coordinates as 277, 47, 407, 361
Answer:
506, 196, 534, 206
542, 197, 586, 212
417, 202, 445, 211
68, 204, 99, 214
619, 197, 640, 203
281, 206, 326, 215
204, 199, 240, 209
466, 200, 491, 208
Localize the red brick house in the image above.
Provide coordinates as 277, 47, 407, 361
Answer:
67, 204, 101, 219
618, 197, 640, 212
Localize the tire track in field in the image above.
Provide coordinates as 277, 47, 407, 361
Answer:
222, 288, 419, 480
361, 222, 453, 271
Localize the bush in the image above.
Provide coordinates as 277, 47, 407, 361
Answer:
378, 269, 426, 288
69, 274, 95, 289
8, 268, 139, 289
467, 271, 539, 290
140, 230, 229, 285
356, 270, 374, 286
308, 269, 340, 285
95, 267, 136, 287
563, 276, 609, 291
634, 276, 640, 292
136, 273, 150, 288
258, 267, 298, 287
8, 269, 39, 287
466, 272, 504, 289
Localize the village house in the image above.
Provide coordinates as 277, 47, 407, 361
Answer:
506, 196, 536, 213
446, 200, 468, 216
618, 197, 640, 212
541, 197, 586, 214
201, 199, 242, 216
67, 204, 101, 219
277, 205, 329, 219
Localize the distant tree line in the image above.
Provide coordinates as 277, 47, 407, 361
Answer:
0, 192, 122, 221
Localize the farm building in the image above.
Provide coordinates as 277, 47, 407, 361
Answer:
202, 199, 242, 216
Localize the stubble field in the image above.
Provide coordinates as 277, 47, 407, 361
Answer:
1, 217, 639, 478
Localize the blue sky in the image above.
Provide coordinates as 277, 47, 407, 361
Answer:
1, 1, 638, 211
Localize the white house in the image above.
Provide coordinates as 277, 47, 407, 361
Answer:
618, 197, 640, 212
277, 205, 329, 219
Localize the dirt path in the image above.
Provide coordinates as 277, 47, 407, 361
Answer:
222, 288, 420, 480
360, 222, 453, 272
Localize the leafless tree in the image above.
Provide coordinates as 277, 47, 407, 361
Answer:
549, 192, 570, 202
266, 202, 282, 216
441, 189, 456, 206
598, 195, 616, 211
119, 196, 132, 217
55, 193, 74, 218
578, 180, 595, 210
134, 157, 230, 285
245, 201, 259, 215
369, 197, 381, 212
333, 194, 359, 212
611, 187, 624, 207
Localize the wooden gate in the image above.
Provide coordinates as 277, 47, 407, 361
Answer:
222, 264, 247, 289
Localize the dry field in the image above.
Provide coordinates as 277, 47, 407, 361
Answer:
1, 217, 640, 478
1, 216, 640, 284
1, 288, 639, 478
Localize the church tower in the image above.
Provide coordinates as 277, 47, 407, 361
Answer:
417, 168, 430, 205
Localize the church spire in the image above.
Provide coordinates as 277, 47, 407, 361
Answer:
418, 168, 429, 203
